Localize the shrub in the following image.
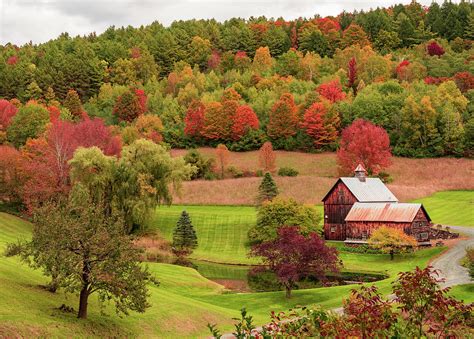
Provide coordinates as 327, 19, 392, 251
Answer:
377, 171, 393, 183
183, 149, 214, 180
227, 165, 244, 178
278, 166, 299, 177
248, 197, 321, 244
465, 247, 474, 279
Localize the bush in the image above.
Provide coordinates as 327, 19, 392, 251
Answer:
377, 171, 393, 183
229, 129, 266, 151
248, 197, 321, 244
183, 149, 214, 180
465, 247, 474, 279
227, 165, 244, 178
341, 244, 383, 254
278, 166, 299, 176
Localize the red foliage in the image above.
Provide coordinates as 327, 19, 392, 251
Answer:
20, 118, 121, 212
267, 93, 299, 139
301, 102, 338, 148
337, 119, 392, 175
6, 55, 18, 65
316, 17, 341, 34
135, 89, 148, 114
427, 41, 445, 56
341, 286, 396, 337
393, 266, 472, 337
453, 71, 474, 93
47, 106, 61, 123
231, 105, 259, 140
317, 79, 346, 103
0, 99, 18, 130
203, 101, 231, 140
424, 76, 450, 85
184, 100, 206, 137
290, 26, 298, 49
207, 51, 221, 70
250, 226, 339, 298
347, 57, 357, 92
396, 60, 410, 80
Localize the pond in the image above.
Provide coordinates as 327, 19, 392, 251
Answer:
191, 260, 388, 293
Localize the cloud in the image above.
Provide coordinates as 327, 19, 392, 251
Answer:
0, 0, 440, 45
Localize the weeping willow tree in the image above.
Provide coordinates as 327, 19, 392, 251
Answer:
69, 139, 195, 233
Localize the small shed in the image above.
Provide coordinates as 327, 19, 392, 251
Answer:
345, 202, 432, 241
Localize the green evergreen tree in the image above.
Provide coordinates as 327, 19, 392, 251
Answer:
257, 172, 279, 204
464, 12, 474, 40
25, 81, 43, 101
172, 211, 198, 260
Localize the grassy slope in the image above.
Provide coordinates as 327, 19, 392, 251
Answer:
1, 211, 460, 338
414, 191, 474, 227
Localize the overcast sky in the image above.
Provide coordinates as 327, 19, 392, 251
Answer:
0, 0, 444, 45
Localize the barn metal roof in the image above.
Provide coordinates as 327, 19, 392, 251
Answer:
345, 202, 428, 222
340, 177, 398, 202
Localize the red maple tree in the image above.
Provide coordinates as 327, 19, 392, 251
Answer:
337, 119, 392, 175
347, 57, 358, 94
453, 71, 474, 93
0, 99, 18, 130
301, 102, 339, 148
427, 41, 445, 56
231, 105, 259, 140
317, 79, 346, 103
250, 226, 339, 298
184, 100, 206, 137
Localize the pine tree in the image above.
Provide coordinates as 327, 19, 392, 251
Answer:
25, 81, 43, 101
465, 13, 474, 40
172, 211, 198, 261
257, 172, 279, 204
63, 89, 84, 119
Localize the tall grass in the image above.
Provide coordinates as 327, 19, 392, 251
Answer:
171, 149, 473, 205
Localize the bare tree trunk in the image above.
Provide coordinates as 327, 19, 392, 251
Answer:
285, 284, 292, 299
77, 287, 89, 319
390, 249, 394, 261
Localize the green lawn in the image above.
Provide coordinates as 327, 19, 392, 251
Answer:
0, 212, 448, 338
152, 205, 323, 264
415, 190, 474, 227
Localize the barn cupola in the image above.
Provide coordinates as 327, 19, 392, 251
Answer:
354, 164, 367, 182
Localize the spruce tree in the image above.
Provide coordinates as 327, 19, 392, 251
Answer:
172, 211, 198, 260
257, 172, 279, 204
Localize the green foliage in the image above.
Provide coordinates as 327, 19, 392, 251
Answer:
7, 103, 49, 147
69, 139, 195, 232
6, 198, 156, 319
257, 172, 278, 204
172, 210, 198, 259
183, 149, 214, 180
248, 197, 321, 244
277, 166, 298, 177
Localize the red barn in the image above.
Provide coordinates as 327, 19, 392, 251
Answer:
322, 164, 432, 242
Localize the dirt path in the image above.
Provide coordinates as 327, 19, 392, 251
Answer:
430, 226, 474, 287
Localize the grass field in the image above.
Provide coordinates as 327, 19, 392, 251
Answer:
0, 212, 458, 338
170, 149, 474, 205
414, 191, 474, 227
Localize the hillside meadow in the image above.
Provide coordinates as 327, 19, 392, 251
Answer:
1, 212, 460, 338
170, 149, 474, 205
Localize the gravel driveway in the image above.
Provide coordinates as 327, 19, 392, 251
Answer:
430, 226, 474, 287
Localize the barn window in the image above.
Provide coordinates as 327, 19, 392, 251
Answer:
330, 226, 337, 233
338, 190, 344, 197
361, 231, 368, 239
420, 232, 429, 241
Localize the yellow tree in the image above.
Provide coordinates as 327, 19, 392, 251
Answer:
368, 226, 417, 260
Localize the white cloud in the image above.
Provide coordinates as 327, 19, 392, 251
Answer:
0, 0, 443, 45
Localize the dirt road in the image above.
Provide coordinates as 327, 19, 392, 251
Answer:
430, 226, 474, 287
